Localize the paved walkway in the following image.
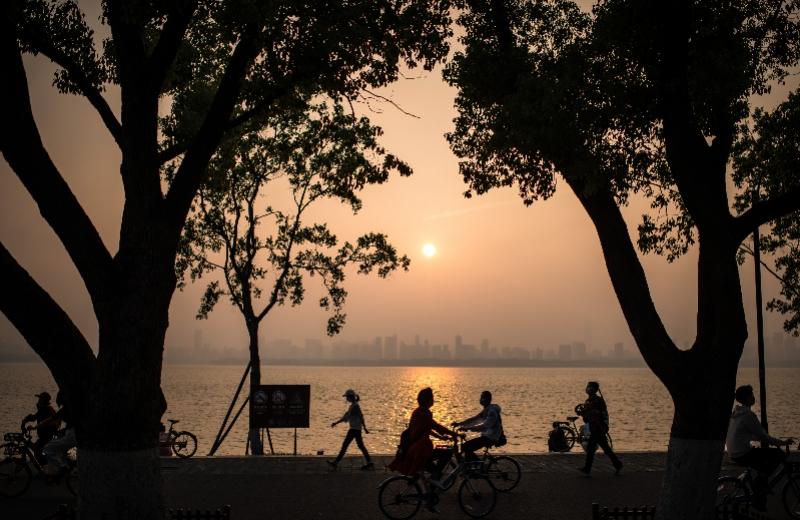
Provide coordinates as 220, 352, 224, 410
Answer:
3, 452, 794, 520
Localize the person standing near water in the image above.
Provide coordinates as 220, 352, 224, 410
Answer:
578, 381, 623, 475
328, 389, 374, 470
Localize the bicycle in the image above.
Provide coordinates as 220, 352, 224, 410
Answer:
0, 421, 78, 498
716, 443, 800, 518
551, 407, 613, 453
440, 436, 521, 493
377, 435, 498, 519
163, 419, 197, 458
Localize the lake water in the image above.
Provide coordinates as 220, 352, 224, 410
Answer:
0, 364, 796, 456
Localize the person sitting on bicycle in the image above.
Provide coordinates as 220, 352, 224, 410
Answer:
23, 391, 58, 465
452, 390, 503, 462
726, 384, 793, 509
40, 390, 77, 477
388, 387, 458, 512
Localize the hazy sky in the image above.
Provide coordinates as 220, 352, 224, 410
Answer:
1, 4, 797, 359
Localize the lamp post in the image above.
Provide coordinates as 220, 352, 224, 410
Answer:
752, 189, 769, 444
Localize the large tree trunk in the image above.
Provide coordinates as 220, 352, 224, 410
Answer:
77, 257, 173, 519
247, 323, 264, 455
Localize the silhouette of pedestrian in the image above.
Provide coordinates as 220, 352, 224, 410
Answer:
577, 381, 622, 475
328, 389, 374, 470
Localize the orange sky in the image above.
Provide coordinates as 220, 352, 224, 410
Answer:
1, 5, 797, 359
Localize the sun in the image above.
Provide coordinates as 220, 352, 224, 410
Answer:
422, 243, 437, 258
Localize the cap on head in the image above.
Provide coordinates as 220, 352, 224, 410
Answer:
343, 389, 356, 398
35, 392, 52, 402
586, 381, 600, 390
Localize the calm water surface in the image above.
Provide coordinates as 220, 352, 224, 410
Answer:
0, 364, 796, 456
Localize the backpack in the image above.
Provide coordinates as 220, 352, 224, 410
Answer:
395, 428, 412, 459
494, 412, 507, 447
548, 427, 568, 452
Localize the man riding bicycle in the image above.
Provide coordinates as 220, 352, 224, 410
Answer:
726, 385, 794, 511
40, 390, 77, 477
23, 391, 58, 465
452, 390, 503, 462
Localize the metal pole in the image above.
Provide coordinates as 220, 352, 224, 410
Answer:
752, 190, 769, 444
294, 428, 297, 456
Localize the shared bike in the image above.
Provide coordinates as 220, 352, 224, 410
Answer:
378, 435, 498, 519
0, 421, 78, 498
716, 443, 800, 518
551, 407, 613, 453
163, 419, 197, 458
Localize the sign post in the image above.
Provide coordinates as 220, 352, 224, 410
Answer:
250, 385, 311, 454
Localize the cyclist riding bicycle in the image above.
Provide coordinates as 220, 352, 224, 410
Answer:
23, 391, 58, 465
388, 387, 458, 514
40, 390, 77, 477
452, 390, 504, 462
725, 384, 794, 511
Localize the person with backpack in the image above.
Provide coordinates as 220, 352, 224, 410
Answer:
388, 387, 458, 513
327, 389, 374, 470
577, 381, 622, 475
452, 390, 505, 461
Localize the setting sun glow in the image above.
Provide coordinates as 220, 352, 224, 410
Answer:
422, 243, 437, 258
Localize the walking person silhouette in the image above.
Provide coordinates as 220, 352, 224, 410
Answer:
328, 389, 374, 470
577, 381, 623, 475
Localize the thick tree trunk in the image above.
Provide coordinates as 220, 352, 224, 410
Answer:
77, 257, 173, 519
657, 438, 725, 520
247, 324, 264, 455
78, 448, 163, 520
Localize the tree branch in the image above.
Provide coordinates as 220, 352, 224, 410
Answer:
0, 19, 114, 306
19, 27, 123, 147
734, 186, 800, 244
164, 28, 261, 236
146, 0, 197, 96
567, 174, 680, 381
0, 242, 96, 397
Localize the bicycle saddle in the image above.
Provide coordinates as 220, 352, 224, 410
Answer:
168, 419, 179, 424
567, 416, 579, 421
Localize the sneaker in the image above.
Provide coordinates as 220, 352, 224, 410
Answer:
429, 478, 446, 489
361, 462, 375, 471
326, 460, 338, 469
614, 463, 623, 475
578, 466, 591, 476
425, 503, 441, 514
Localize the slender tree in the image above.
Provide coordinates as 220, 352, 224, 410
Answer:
445, 1, 800, 518
0, 1, 450, 517
177, 102, 410, 455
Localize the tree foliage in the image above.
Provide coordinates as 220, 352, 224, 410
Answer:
176, 101, 410, 335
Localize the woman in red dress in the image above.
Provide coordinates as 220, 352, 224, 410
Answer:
388, 387, 457, 477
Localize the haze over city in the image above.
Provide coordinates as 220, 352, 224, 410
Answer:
1, 1, 797, 366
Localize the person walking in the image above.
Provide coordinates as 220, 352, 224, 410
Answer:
328, 389, 374, 470
23, 392, 58, 465
577, 381, 622, 475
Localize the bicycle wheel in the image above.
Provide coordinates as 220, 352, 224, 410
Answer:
0, 457, 32, 497
458, 475, 497, 518
782, 474, 800, 519
559, 427, 576, 452
485, 455, 521, 492
65, 448, 79, 497
172, 431, 197, 458
378, 475, 423, 520
715, 476, 750, 507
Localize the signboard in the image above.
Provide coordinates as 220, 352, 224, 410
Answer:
250, 384, 310, 429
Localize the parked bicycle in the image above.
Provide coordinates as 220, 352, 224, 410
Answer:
716, 443, 800, 518
378, 435, 497, 519
0, 421, 78, 497
550, 408, 613, 453
164, 419, 197, 458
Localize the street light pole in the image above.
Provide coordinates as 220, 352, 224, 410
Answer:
752, 190, 769, 445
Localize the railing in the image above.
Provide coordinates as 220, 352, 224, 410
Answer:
592, 503, 772, 520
